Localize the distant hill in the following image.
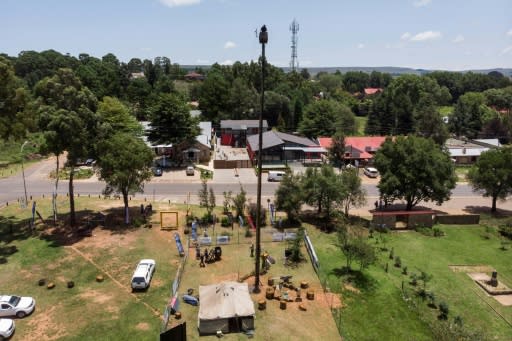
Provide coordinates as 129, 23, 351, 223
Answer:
182, 65, 512, 77
283, 66, 512, 77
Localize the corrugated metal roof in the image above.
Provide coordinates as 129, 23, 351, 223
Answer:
274, 131, 317, 147
247, 131, 283, 151
220, 120, 268, 130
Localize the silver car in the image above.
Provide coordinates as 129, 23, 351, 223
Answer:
0, 295, 35, 318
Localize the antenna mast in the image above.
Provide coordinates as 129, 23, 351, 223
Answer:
289, 19, 299, 72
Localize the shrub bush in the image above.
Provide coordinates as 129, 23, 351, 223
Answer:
439, 301, 449, 320
394, 256, 401, 268
220, 216, 230, 227
410, 273, 418, 286
402, 266, 408, 275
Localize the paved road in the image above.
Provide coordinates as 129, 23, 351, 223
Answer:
1, 157, 510, 213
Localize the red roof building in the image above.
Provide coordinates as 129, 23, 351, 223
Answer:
318, 136, 388, 161
364, 88, 383, 95
185, 71, 205, 81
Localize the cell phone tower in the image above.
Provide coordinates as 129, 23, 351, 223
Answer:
289, 19, 299, 72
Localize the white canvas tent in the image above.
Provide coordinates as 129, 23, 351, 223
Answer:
198, 281, 255, 335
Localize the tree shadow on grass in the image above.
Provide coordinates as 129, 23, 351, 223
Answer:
329, 267, 378, 292
0, 214, 30, 263
38, 205, 147, 247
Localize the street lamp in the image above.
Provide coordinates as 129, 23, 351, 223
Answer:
254, 25, 268, 294
20, 141, 29, 205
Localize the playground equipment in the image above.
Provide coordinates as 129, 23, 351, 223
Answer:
160, 211, 179, 230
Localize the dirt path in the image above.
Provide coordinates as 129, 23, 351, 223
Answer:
68, 245, 162, 318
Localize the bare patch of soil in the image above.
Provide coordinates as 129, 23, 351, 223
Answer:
344, 283, 361, 294
79, 289, 114, 304
26, 304, 68, 341
449, 265, 494, 273
136, 322, 151, 330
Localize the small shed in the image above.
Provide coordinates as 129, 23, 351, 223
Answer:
198, 281, 255, 335
372, 210, 435, 229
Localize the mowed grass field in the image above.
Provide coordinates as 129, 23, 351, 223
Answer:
311, 221, 512, 341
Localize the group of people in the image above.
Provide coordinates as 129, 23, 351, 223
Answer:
196, 244, 221, 267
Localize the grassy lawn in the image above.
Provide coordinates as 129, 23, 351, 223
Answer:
3, 196, 512, 340
455, 165, 470, 182
438, 106, 453, 116
355, 116, 368, 136
310, 223, 512, 341
0, 197, 182, 340
0, 198, 340, 340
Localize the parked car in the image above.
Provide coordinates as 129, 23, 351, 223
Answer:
153, 167, 163, 176
131, 259, 156, 290
0, 318, 15, 340
186, 166, 194, 176
85, 159, 96, 166
0, 295, 36, 318
267, 171, 286, 182
363, 167, 379, 178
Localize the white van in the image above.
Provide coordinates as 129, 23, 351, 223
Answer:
267, 171, 286, 182
131, 259, 156, 290
363, 167, 379, 178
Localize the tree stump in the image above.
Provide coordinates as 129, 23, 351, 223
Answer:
265, 287, 275, 299
175, 312, 182, 319
280, 300, 287, 310
258, 300, 266, 310
96, 275, 104, 282
47, 282, 55, 289
300, 281, 309, 289
67, 281, 75, 288
299, 303, 307, 311
307, 290, 315, 300
268, 278, 274, 286
38, 279, 46, 286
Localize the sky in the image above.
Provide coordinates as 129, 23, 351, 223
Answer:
1, 0, 511, 71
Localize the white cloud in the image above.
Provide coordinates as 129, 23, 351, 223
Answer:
452, 34, 464, 43
401, 32, 411, 40
224, 41, 236, 49
500, 46, 512, 55
220, 59, 234, 65
413, 0, 431, 7
357, 43, 365, 49
410, 30, 442, 41
159, 0, 200, 8
507, 29, 512, 37
196, 59, 210, 64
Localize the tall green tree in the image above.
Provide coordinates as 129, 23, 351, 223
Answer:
96, 96, 141, 136
467, 147, 512, 212
198, 70, 230, 122
275, 173, 303, 222
450, 92, 486, 138
374, 136, 456, 210
147, 93, 200, 146
328, 132, 345, 168
228, 78, 257, 120
97, 133, 154, 224
35, 68, 98, 226
301, 165, 343, 219
299, 100, 356, 138
339, 169, 367, 217
413, 95, 449, 144
0, 56, 33, 139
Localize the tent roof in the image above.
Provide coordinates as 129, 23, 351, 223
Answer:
199, 281, 255, 320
